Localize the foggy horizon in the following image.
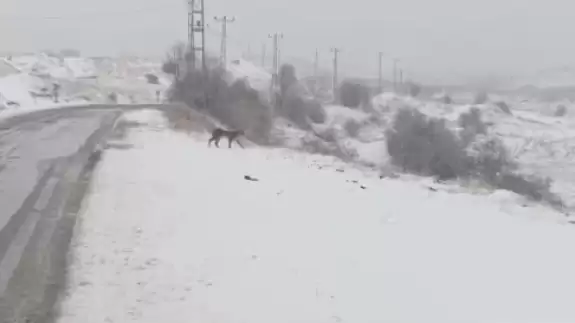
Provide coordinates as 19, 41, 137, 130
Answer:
2, 0, 574, 86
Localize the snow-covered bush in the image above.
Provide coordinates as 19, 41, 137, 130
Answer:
497, 173, 562, 208
495, 101, 512, 114
386, 107, 563, 207
344, 119, 361, 137
162, 60, 178, 76
278, 65, 326, 128
466, 135, 516, 182
474, 91, 488, 104
433, 92, 453, 104
386, 108, 468, 180
145, 73, 159, 85
554, 104, 567, 117
307, 100, 327, 124
279, 64, 297, 102
168, 61, 273, 144
339, 81, 371, 108
408, 82, 422, 97
458, 107, 487, 145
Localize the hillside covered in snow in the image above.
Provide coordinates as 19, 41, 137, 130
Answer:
216, 58, 575, 215
0, 52, 170, 118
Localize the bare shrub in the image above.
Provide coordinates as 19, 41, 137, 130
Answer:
279, 64, 297, 100
162, 104, 216, 134
386, 108, 468, 180
434, 93, 453, 104
313, 127, 338, 143
162, 61, 178, 76
466, 135, 516, 182
145, 73, 159, 85
282, 85, 311, 129
495, 101, 512, 114
408, 82, 422, 97
497, 174, 563, 208
108, 92, 117, 103
458, 107, 487, 145
554, 104, 567, 117
167, 59, 273, 144
307, 100, 327, 124
278, 66, 327, 128
474, 91, 488, 104
344, 119, 361, 137
339, 81, 371, 108
386, 107, 564, 207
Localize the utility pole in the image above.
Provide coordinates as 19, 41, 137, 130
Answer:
331, 47, 341, 102
261, 43, 266, 67
392, 58, 400, 92
278, 48, 282, 71
268, 32, 283, 100
214, 15, 235, 67
378, 51, 384, 94
314, 49, 319, 98
188, 0, 206, 73
314, 49, 319, 80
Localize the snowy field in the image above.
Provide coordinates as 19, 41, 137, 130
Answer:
220, 59, 575, 209
56, 109, 575, 323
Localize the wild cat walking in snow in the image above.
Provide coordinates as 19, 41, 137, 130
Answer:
208, 128, 245, 149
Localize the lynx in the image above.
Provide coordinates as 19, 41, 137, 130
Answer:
208, 128, 245, 148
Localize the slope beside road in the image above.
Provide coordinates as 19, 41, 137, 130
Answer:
56, 109, 575, 323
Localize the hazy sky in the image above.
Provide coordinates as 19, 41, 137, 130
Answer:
2, 0, 574, 84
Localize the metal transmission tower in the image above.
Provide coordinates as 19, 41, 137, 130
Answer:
188, 0, 206, 73
330, 47, 341, 102
214, 15, 235, 67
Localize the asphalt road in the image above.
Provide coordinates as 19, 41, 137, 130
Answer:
0, 104, 171, 323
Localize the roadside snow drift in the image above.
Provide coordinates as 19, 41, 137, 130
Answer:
57, 109, 575, 323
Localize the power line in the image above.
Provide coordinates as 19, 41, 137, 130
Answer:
0, 4, 182, 20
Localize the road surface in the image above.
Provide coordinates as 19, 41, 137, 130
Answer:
0, 104, 170, 323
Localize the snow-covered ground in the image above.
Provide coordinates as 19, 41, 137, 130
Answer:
0, 53, 169, 118
57, 109, 575, 323
224, 59, 575, 208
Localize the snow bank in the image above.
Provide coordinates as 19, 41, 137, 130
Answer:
63, 57, 97, 78
57, 109, 575, 323
0, 59, 19, 77
0, 73, 46, 107
0, 52, 170, 112
7, 53, 97, 79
